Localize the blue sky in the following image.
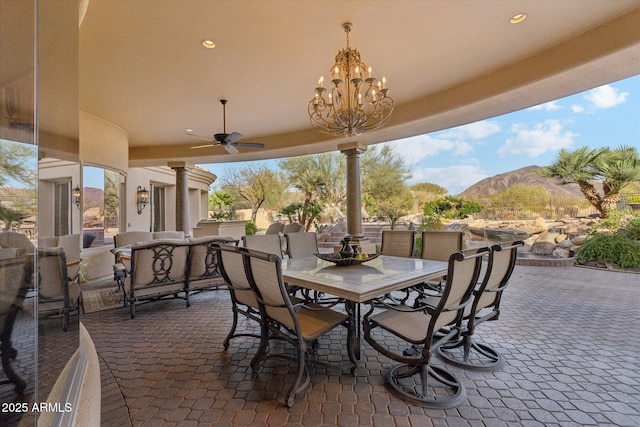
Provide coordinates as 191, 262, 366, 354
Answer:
202, 74, 639, 195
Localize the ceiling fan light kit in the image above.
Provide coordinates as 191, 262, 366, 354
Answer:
308, 22, 394, 137
187, 99, 265, 154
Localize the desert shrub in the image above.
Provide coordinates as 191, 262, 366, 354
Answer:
576, 234, 640, 268
245, 220, 257, 236
621, 215, 640, 240
422, 196, 482, 219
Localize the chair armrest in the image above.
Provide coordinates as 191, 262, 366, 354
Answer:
66, 259, 81, 268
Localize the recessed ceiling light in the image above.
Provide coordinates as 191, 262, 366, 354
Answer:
201, 39, 216, 49
510, 13, 527, 24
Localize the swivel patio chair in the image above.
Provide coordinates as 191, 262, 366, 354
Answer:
37, 247, 81, 331
437, 241, 523, 370
363, 247, 488, 408
244, 248, 356, 408
214, 244, 263, 363
0, 254, 32, 393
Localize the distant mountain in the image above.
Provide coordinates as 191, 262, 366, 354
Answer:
83, 187, 104, 208
458, 165, 585, 199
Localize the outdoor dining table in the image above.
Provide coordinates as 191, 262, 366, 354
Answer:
281, 254, 448, 360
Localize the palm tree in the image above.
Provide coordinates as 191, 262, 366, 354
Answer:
540, 146, 640, 218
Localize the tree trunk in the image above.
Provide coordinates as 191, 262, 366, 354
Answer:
578, 181, 605, 217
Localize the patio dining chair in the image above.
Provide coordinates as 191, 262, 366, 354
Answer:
284, 232, 318, 258
57, 234, 81, 284
380, 230, 415, 257
243, 248, 356, 408
37, 247, 81, 331
437, 240, 523, 370
264, 222, 285, 235
419, 230, 464, 293
380, 230, 415, 303
363, 247, 488, 408
0, 254, 32, 393
242, 234, 283, 258
214, 244, 264, 367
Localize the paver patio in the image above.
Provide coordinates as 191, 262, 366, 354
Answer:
82, 264, 640, 426
5, 264, 640, 426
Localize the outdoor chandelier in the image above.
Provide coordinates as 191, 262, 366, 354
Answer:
308, 22, 393, 137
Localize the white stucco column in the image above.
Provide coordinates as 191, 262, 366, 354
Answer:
169, 162, 191, 236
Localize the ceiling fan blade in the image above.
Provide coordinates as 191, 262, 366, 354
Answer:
224, 132, 243, 143
191, 144, 216, 149
223, 144, 239, 154
232, 142, 265, 149
186, 132, 214, 142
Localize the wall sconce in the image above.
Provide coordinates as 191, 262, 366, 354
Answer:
136, 186, 149, 214
73, 186, 81, 209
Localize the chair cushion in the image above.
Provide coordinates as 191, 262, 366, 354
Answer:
297, 305, 349, 341
369, 309, 432, 343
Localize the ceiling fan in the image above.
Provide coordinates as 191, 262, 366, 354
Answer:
187, 99, 264, 154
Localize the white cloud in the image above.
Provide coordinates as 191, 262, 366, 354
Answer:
497, 119, 578, 157
386, 135, 457, 165
571, 104, 584, 113
440, 120, 501, 140
584, 84, 629, 108
529, 100, 562, 111
408, 165, 488, 194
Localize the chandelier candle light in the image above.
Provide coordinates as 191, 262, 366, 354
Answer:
309, 22, 394, 137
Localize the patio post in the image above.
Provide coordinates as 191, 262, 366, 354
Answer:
339, 142, 375, 253
169, 162, 191, 236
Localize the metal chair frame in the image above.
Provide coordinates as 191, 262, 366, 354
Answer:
243, 247, 357, 407
437, 241, 523, 370
214, 244, 264, 365
363, 248, 488, 408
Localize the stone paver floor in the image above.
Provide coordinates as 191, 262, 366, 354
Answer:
5, 264, 639, 426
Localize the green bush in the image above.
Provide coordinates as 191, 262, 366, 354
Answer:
625, 216, 640, 240
576, 234, 640, 268
245, 220, 257, 236
422, 196, 482, 220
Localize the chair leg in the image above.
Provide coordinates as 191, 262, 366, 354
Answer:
437, 335, 505, 370
63, 307, 69, 332
385, 362, 466, 409
250, 323, 270, 370
285, 340, 310, 408
1, 343, 26, 393
223, 309, 240, 349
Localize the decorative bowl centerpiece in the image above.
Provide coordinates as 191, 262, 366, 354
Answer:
314, 252, 380, 266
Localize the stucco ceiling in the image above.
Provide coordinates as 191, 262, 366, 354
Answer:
77, 1, 640, 167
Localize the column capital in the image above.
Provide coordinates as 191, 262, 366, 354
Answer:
168, 161, 193, 171
338, 141, 367, 154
